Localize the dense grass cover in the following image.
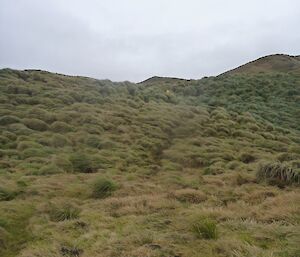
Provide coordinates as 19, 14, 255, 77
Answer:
0, 66, 299, 257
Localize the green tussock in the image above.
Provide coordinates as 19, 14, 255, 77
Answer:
92, 178, 117, 199
192, 218, 218, 239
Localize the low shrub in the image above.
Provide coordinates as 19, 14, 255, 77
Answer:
256, 162, 300, 186
92, 178, 117, 199
192, 217, 218, 239
49, 204, 80, 222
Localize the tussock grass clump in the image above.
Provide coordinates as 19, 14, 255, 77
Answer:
0, 136, 9, 145
38, 164, 62, 175
50, 121, 73, 133
53, 156, 73, 172
0, 115, 20, 125
60, 245, 83, 257
17, 140, 42, 151
85, 135, 101, 148
22, 118, 49, 131
49, 204, 80, 222
69, 152, 93, 173
92, 178, 117, 199
21, 147, 49, 159
0, 188, 18, 201
192, 217, 218, 239
170, 189, 207, 204
51, 133, 71, 147
239, 153, 256, 163
0, 226, 9, 249
256, 162, 300, 186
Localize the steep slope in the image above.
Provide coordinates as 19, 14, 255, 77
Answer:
0, 60, 299, 257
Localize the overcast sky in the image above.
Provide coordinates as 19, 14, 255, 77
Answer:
0, 0, 299, 82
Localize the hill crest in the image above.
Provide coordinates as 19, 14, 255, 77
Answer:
220, 54, 300, 76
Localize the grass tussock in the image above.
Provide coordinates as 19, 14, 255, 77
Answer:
169, 189, 207, 204
49, 204, 80, 222
256, 162, 300, 186
192, 217, 218, 239
92, 178, 117, 199
0, 188, 19, 201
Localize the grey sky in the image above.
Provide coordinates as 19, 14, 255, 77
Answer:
0, 0, 299, 82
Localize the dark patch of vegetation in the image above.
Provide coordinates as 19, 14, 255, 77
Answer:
61, 245, 83, 257
256, 162, 300, 187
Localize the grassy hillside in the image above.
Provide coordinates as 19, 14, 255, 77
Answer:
0, 60, 299, 257
221, 54, 300, 75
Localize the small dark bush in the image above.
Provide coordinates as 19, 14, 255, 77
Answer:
92, 178, 117, 199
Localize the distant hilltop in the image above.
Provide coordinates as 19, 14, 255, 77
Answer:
220, 54, 300, 76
